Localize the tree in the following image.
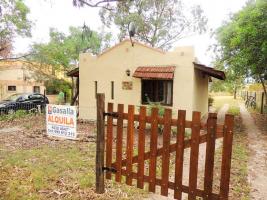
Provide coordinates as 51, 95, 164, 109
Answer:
0, 0, 32, 58
29, 26, 110, 70
45, 78, 72, 97
210, 61, 244, 98
28, 26, 110, 104
99, 0, 207, 50
215, 0, 267, 103
72, 0, 123, 9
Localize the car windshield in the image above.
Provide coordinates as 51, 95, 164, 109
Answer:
4, 94, 26, 101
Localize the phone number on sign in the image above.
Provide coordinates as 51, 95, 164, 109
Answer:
48, 125, 75, 138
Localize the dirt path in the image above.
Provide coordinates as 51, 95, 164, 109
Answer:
239, 103, 267, 200
145, 104, 229, 200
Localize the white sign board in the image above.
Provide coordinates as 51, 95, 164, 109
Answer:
46, 104, 77, 139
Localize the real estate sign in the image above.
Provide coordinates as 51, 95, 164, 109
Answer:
46, 104, 77, 139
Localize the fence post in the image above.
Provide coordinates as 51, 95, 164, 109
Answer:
96, 93, 105, 194
219, 114, 234, 199
188, 111, 201, 200
44, 89, 46, 100
261, 92, 264, 114
64, 91, 67, 104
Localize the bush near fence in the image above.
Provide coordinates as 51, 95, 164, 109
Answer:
240, 91, 267, 114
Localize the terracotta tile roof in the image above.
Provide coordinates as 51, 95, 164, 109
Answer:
193, 62, 226, 80
133, 66, 176, 80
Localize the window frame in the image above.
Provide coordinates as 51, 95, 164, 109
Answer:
7, 85, 16, 92
33, 86, 40, 93
95, 81, 98, 98
141, 79, 173, 106
111, 81, 114, 100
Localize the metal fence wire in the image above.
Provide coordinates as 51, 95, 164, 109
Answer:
241, 90, 267, 114
0, 102, 47, 115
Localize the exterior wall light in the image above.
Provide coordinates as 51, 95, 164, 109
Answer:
126, 69, 131, 76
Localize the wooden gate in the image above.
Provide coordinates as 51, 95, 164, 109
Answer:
95, 94, 234, 200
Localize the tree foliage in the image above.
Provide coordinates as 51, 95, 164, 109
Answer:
98, 0, 207, 50
72, 0, 122, 9
215, 0, 267, 100
0, 0, 32, 58
45, 78, 71, 96
211, 65, 244, 98
210, 60, 244, 98
30, 26, 110, 69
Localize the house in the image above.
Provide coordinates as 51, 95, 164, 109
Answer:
0, 60, 46, 100
0, 60, 69, 101
77, 39, 225, 120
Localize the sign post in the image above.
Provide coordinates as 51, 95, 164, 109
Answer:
46, 104, 77, 139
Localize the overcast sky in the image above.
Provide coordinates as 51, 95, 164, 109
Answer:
14, 0, 248, 65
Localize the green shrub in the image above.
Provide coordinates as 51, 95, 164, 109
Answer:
145, 101, 170, 134
146, 102, 165, 117
208, 96, 214, 107
14, 110, 28, 117
45, 78, 71, 102
228, 106, 240, 116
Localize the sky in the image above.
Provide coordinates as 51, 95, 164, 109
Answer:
14, 0, 248, 65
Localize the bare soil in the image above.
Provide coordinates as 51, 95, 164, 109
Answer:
0, 115, 147, 200
240, 104, 267, 200
2, 101, 262, 200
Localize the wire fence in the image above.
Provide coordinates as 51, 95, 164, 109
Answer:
0, 102, 47, 116
240, 90, 267, 114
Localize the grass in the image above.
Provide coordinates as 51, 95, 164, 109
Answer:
213, 118, 250, 199
0, 110, 33, 121
0, 95, 250, 199
212, 96, 240, 116
0, 144, 147, 200
231, 133, 250, 199
228, 106, 240, 116
211, 95, 250, 199
0, 145, 94, 200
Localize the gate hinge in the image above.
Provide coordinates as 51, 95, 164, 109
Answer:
103, 112, 119, 118
102, 167, 117, 173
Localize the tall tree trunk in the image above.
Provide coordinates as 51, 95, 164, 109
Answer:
71, 77, 79, 106
71, 77, 74, 101
234, 84, 237, 99
259, 75, 267, 105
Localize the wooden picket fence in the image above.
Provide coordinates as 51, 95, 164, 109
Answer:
95, 94, 234, 200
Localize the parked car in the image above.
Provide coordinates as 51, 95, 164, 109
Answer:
0, 93, 49, 115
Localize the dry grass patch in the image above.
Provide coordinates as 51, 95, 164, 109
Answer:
0, 144, 148, 200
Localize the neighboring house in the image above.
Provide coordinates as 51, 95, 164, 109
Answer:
0, 60, 68, 101
0, 60, 46, 100
78, 39, 225, 120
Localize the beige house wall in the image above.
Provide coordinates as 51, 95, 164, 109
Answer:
0, 62, 45, 100
79, 40, 207, 120
193, 69, 209, 117
79, 40, 208, 120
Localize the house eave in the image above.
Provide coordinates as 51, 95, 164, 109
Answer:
193, 62, 226, 80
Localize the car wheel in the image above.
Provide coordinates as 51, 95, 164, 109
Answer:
29, 108, 38, 113
8, 109, 15, 115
